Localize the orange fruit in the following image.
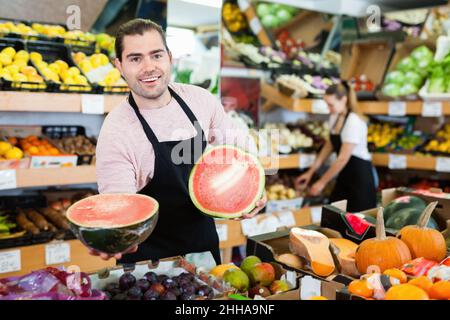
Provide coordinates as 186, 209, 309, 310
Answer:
8, 137, 17, 146
48, 148, 59, 155
28, 146, 39, 155
348, 280, 373, 298
408, 276, 433, 294
385, 284, 429, 300
383, 268, 407, 284
429, 281, 450, 300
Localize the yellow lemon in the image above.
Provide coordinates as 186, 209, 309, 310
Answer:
30, 52, 42, 62
74, 74, 88, 85
0, 141, 12, 156
1, 47, 16, 58
68, 66, 80, 77
12, 59, 27, 69
5, 147, 23, 160
27, 74, 44, 83
54, 59, 68, 71
72, 52, 86, 64
14, 50, 29, 62
0, 53, 12, 66
90, 54, 102, 68
20, 66, 37, 76
35, 61, 48, 70
79, 59, 93, 73
108, 68, 121, 81
6, 64, 20, 75
13, 73, 28, 82
49, 63, 61, 75
98, 53, 109, 66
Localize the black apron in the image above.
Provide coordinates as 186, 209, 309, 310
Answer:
118, 87, 221, 265
328, 112, 377, 212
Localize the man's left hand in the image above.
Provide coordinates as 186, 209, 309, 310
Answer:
234, 193, 267, 221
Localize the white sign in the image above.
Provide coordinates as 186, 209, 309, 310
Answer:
0, 170, 17, 190
266, 198, 303, 213
81, 94, 104, 114
422, 101, 442, 117
249, 17, 262, 35
310, 206, 322, 224
45, 242, 71, 265
388, 101, 407, 116
436, 157, 450, 173
0, 250, 21, 274
237, 0, 250, 11
300, 275, 322, 300
299, 154, 316, 169
311, 100, 329, 114
388, 154, 407, 169
276, 211, 296, 227
215, 224, 228, 242
240, 215, 278, 237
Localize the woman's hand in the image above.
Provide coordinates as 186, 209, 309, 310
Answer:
233, 193, 267, 221
88, 245, 138, 261
295, 170, 313, 191
309, 180, 326, 196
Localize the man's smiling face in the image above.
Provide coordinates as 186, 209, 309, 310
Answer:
115, 29, 172, 100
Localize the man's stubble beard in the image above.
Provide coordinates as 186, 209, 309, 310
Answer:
126, 73, 171, 100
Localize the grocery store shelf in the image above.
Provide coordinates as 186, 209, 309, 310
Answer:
2, 153, 449, 190
0, 91, 126, 113
15, 165, 97, 189
261, 83, 450, 115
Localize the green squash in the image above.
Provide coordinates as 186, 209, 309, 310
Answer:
385, 207, 439, 230
383, 195, 427, 221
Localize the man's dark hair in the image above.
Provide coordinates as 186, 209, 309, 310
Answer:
115, 18, 169, 61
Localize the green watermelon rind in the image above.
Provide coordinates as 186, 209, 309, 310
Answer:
385, 207, 439, 231
188, 145, 266, 219
66, 194, 159, 254
383, 196, 427, 221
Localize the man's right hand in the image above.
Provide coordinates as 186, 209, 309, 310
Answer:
88, 245, 138, 261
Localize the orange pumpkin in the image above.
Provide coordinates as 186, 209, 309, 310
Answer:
383, 268, 407, 284
356, 208, 412, 274
429, 281, 450, 300
348, 279, 373, 298
408, 276, 433, 293
385, 284, 429, 300
399, 202, 446, 262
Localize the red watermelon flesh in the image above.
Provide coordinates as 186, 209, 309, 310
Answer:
345, 213, 371, 236
67, 194, 158, 228
189, 145, 265, 219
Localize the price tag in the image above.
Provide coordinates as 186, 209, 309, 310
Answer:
388, 154, 407, 169
311, 100, 329, 114
45, 242, 70, 265
422, 101, 442, 117
435, 157, 450, 172
237, 0, 250, 10
277, 211, 296, 227
81, 94, 104, 114
215, 224, 228, 242
310, 206, 322, 224
249, 17, 262, 35
240, 218, 258, 236
299, 154, 316, 169
0, 170, 16, 190
300, 275, 322, 300
0, 250, 21, 274
388, 101, 407, 116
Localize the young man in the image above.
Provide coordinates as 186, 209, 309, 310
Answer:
93, 19, 266, 264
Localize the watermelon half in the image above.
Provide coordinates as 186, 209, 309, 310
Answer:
66, 194, 159, 254
188, 145, 265, 219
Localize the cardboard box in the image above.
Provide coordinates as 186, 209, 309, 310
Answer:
246, 225, 353, 281
321, 187, 449, 243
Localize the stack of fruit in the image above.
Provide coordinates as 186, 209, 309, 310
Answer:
95, 33, 115, 57
349, 75, 375, 93
222, 2, 248, 33
266, 184, 297, 201
72, 51, 126, 90
30, 51, 90, 91
0, 140, 24, 161
256, 2, 300, 30
0, 46, 45, 89
0, 21, 37, 36
18, 136, 61, 156
423, 124, 450, 155
210, 256, 291, 298
388, 133, 426, 153
101, 271, 215, 300
367, 122, 404, 150
275, 30, 304, 57
382, 45, 433, 98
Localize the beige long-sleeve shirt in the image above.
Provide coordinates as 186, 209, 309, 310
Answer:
96, 82, 256, 194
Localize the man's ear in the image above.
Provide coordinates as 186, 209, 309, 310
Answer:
114, 58, 123, 76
